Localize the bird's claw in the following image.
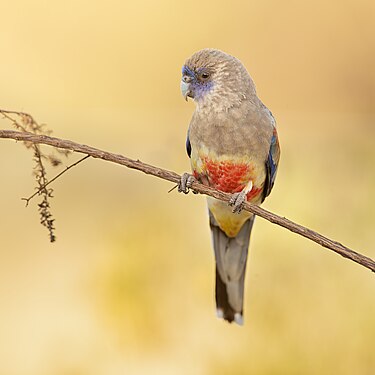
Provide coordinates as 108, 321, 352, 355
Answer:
178, 173, 196, 194
229, 191, 247, 213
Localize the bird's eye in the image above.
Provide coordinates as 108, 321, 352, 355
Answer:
201, 72, 210, 80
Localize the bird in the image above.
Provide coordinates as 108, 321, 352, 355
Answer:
178, 48, 280, 325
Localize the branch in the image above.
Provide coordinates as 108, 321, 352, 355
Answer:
1, 129, 374, 273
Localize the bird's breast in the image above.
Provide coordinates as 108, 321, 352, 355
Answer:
191, 147, 265, 203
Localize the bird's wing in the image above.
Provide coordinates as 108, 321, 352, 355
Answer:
262, 127, 280, 201
186, 130, 192, 158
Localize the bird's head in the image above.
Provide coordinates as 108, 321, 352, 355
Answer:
180, 48, 256, 107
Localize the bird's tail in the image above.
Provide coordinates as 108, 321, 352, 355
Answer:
209, 211, 255, 325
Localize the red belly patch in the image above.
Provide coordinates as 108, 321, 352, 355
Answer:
205, 158, 248, 192
194, 158, 263, 202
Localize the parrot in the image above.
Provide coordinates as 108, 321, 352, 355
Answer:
178, 48, 280, 325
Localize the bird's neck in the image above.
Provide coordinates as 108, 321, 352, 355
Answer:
195, 88, 258, 120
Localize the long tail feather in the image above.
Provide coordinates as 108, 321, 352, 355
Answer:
209, 211, 255, 325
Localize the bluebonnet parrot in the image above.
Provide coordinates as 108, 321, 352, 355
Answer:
179, 49, 280, 325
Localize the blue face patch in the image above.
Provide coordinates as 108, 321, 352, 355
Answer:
193, 80, 214, 99
181, 65, 213, 100
182, 65, 195, 78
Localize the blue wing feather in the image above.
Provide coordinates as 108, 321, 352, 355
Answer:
186, 131, 192, 158
262, 128, 280, 201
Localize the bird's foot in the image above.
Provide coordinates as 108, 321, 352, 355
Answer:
178, 173, 196, 194
229, 190, 247, 213
229, 181, 253, 213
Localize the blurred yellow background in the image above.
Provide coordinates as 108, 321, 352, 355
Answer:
0, 0, 374, 374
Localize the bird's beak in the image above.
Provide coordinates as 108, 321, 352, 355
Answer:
180, 76, 192, 101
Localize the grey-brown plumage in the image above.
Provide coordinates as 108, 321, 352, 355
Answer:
180, 48, 280, 325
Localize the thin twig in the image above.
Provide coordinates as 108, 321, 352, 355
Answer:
168, 184, 178, 193
22, 155, 90, 206
0, 129, 374, 273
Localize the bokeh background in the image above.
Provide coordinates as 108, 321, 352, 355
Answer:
0, 1, 374, 374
